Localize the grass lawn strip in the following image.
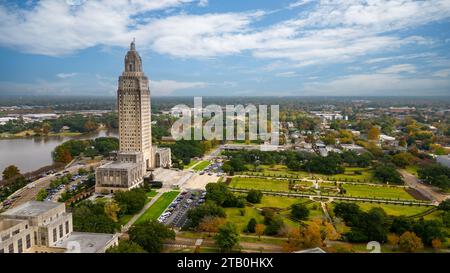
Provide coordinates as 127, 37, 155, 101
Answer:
342, 184, 415, 200
184, 160, 199, 169
193, 161, 211, 171
136, 191, 180, 224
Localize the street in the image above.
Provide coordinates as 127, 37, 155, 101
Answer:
6, 161, 103, 209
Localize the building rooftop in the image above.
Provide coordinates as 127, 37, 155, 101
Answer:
437, 155, 450, 168
54, 232, 117, 253
0, 219, 24, 232
1, 201, 62, 218
98, 161, 138, 171
294, 247, 327, 253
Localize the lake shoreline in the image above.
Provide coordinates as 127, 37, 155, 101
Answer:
0, 129, 118, 174
0, 131, 83, 140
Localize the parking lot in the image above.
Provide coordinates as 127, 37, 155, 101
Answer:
48, 173, 89, 202
160, 190, 206, 228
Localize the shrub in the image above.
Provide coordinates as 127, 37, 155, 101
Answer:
246, 190, 263, 204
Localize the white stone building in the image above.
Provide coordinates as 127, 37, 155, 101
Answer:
95, 41, 171, 194
0, 201, 118, 253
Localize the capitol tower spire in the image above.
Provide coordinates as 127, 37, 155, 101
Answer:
124, 39, 143, 73
95, 41, 171, 194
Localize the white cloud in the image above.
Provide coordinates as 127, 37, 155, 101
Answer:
198, 0, 208, 7
303, 73, 450, 96
377, 64, 416, 74
288, 0, 313, 9
150, 80, 207, 95
0, 0, 449, 67
432, 69, 450, 78
56, 73, 78, 79
365, 53, 437, 64
276, 71, 298, 78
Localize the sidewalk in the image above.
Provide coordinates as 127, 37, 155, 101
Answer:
121, 190, 166, 232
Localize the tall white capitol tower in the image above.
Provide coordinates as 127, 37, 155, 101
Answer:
95, 41, 171, 194
118, 39, 152, 168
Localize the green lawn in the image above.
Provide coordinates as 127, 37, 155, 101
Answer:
135, 191, 180, 224
354, 202, 432, 217
242, 165, 379, 183
193, 161, 211, 171
405, 165, 419, 177
230, 177, 290, 192
329, 201, 435, 219
118, 214, 133, 226
342, 184, 415, 200
225, 207, 264, 232
225, 195, 322, 231
254, 195, 306, 209
146, 190, 158, 198
184, 160, 199, 169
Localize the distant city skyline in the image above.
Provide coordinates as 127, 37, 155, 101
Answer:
0, 0, 450, 97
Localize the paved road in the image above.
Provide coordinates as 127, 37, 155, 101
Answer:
204, 146, 222, 161
167, 236, 285, 253
8, 161, 103, 208
400, 169, 449, 205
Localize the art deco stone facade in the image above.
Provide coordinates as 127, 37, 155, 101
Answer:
95, 41, 171, 194
0, 201, 118, 253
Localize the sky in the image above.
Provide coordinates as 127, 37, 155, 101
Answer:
0, 0, 450, 97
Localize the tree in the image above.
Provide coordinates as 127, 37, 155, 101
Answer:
431, 239, 442, 252
373, 164, 403, 184
368, 126, 381, 141
72, 201, 119, 233
398, 231, 423, 253
199, 216, 226, 236
2, 165, 20, 180
246, 218, 257, 233
412, 219, 445, 246
438, 199, 450, 211
42, 122, 51, 135
113, 188, 147, 215
283, 228, 302, 252
390, 216, 414, 235
36, 189, 48, 202
104, 201, 121, 223
291, 203, 310, 221
255, 224, 265, 240
265, 217, 285, 236
186, 201, 226, 228
60, 148, 73, 164
392, 152, 415, 168
324, 222, 340, 241
106, 240, 147, 253
418, 164, 450, 190
301, 222, 322, 248
442, 211, 450, 227
214, 223, 239, 253
333, 202, 362, 225
205, 183, 229, 205
78, 168, 88, 175
205, 182, 243, 208
128, 220, 175, 253
246, 190, 263, 204
387, 233, 400, 248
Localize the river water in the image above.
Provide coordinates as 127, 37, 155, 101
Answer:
0, 130, 118, 174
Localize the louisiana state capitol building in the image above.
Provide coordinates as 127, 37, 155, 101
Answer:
95, 41, 171, 194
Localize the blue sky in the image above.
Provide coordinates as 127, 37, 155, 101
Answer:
0, 0, 449, 97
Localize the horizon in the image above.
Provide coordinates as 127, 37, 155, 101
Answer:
0, 0, 449, 97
